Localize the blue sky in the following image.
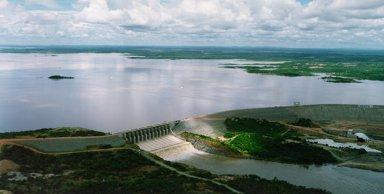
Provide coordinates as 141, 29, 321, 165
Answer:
299, 0, 311, 5
0, 0, 384, 48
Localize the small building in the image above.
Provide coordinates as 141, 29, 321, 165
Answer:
293, 101, 301, 106
346, 129, 354, 138
354, 133, 370, 142
358, 105, 374, 109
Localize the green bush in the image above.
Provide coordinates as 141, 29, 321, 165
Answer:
288, 118, 320, 128
225, 117, 337, 164
224, 117, 287, 135
229, 133, 263, 154
223, 132, 235, 138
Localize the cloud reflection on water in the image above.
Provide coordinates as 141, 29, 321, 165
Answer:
1, 53, 384, 132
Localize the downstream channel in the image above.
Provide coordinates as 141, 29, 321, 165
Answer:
161, 145, 384, 194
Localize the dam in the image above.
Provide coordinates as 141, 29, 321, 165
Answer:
120, 120, 195, 157
122, 120, 193, 157
122, 121, 180, 144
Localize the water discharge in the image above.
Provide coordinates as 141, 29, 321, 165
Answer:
308, 139, 382, 153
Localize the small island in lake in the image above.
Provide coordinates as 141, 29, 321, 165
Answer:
48, 75, 74, 80
321, 76, 360, 83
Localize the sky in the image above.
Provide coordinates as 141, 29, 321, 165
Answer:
0, 0, 383, 49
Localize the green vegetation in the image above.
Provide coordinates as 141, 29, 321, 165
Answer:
223, 64, 313, 77
288, 118, 320, 128
0, 127, 105, 139
223, 132, 236, 138
181, 118, 337, 165
227, 133, 337, 165
180, 132, 240, 157
223, 117, 338, 165
321, 76, 360, 83
0, 145, 227, 193
364, 127, 384, 141
0, 144, 328, 194
222, 61, 384, 82
48, 75, 74, 80
224, 118, 288, 134
228, 133, 263, 153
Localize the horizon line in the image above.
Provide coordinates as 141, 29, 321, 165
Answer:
1, 44, 384, 51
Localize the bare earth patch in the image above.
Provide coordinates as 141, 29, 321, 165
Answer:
0, 160, 20, 174
0, 190, 13, 194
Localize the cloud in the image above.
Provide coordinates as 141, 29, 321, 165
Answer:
121, 25, 158, 32
76, 0, 124, 23
330, 0, 384, 10
0, 0, 383, 48
24, 0, 61, 9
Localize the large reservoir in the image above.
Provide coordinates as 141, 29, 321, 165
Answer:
1, 53, 384, 132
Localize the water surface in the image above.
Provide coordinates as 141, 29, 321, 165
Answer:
1, 53, 384, 132
164, 146, 384, 194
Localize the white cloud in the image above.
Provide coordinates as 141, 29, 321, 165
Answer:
0, 0, 383, 48
77, 0, 124, 23
330, 0, 384, 10
25, 0, 61, 9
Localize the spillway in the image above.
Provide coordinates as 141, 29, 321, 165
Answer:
137, 134, 202, 159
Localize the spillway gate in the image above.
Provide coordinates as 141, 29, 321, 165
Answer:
123, 121, 180, 144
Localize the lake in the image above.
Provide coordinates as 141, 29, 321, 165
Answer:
1, 53, 384, 132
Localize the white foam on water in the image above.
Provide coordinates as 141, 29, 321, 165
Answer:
307, 138, 382, 153
137, 134, 209, 161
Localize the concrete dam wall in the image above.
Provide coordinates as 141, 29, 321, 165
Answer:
121, 120, 194, 157
123, 121, 181, 144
